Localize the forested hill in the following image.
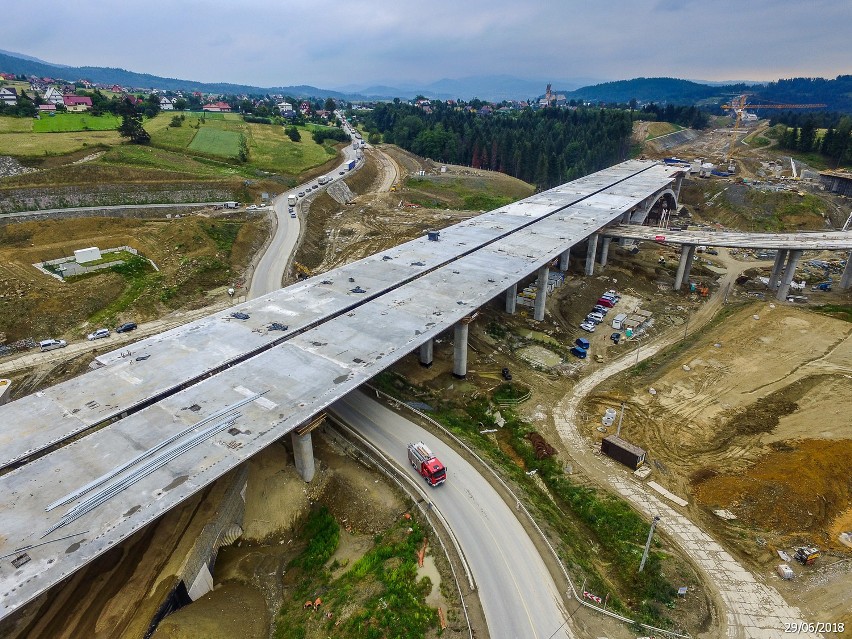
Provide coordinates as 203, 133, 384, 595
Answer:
0, 51, 349, 99
362, 103, 633, 189
564, 78, 735, 105
560, 76, 852, 113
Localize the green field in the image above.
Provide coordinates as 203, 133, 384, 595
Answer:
0, 130, 122, 156
33, 113, 121, 133
187, 127, 243, 158
0, 111, 341, 178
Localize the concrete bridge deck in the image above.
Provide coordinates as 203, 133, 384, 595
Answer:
604, 225, 852, 250
0, 161, 679, 471
0, 160, 686, 619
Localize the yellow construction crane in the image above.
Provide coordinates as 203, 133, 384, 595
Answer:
720, 94, 826, 169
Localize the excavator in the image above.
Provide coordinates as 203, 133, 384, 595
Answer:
293, 261, 312, 280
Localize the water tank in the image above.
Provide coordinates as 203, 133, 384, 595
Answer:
602, 408, 617, 426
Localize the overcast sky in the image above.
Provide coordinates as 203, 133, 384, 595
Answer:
4, 0, 850, 89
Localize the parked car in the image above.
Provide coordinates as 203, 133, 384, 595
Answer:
501, 367, 512, 381
290, 212, 297, 219
570, 346, 587, 359
579, 321, 597, 333
116, 322, 137, 333
247, 204, 258, 210
592, 305, 609, 315
586, 312, 605, 324
87, 328, 110, 341
610, 332, 621, 344
39, 338, 67, 352
574, 337, 590, 350
298, 191, 305, 197
596, 298, 615, 308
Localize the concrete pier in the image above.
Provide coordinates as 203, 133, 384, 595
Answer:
419, 338, 434, 367
291, 431, 316, 482
533, 266, 549, 321
674, 244, 696, 290
585, 233, 598, 275
840, 252, 852, 291
768, 249, 788, 290
599, 237, 612, 267
453, 322, 469, 379
558, 248, 570, 272
777, 249, 803, 301
505, 283, 517, 314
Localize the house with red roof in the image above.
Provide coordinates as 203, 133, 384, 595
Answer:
202, 101, 231, 112
63, 95, 92, 112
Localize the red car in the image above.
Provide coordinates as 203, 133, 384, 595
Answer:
596, 298, 615, 308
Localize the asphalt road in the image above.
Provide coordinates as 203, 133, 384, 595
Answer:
247, 196, 301, 299
247, 122, 361, 300
332, 391, 575, 639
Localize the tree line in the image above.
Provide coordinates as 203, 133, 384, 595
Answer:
361, 102, 634, 188
776, 116, 852, 166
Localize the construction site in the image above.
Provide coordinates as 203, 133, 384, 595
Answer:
1, 111, 851, 639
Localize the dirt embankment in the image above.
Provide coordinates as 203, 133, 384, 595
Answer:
0, 212, 267, 345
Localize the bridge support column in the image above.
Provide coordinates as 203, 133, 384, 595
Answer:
584, 233, 598, 276
533, 266, 549, 321
558, 248, 570, 272
674, 244, 696, 291
777, 249, 804, 301
505, 283, 517, 314
599, 237, 612, 267
453, 322, 469, 379
291, 431, 316, 483
768, 249, 789, 290
840, 252, 852, 291
419, 339, 433, 367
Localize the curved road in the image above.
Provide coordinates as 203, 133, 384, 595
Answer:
248, 121, 361, 299
332, 391, 574, 639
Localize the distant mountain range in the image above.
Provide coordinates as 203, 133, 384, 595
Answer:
0, 49, 849, 111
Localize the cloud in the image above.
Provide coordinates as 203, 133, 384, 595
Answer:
2, 0, 850, 89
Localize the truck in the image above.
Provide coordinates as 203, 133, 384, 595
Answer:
318, 175, 332, 185
347, 159, 356, 171
407, 442, 447, 486
288, 194, 297, 207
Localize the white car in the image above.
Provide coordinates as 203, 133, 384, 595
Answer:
39, 338, 67, 352
247, 204, 258, 210
87, 328, 110, 341
579, 321, 597, 333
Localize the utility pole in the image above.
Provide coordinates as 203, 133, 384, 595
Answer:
616, 402, 625, 437
683, 310, 690, 341
639, 516, 661, 573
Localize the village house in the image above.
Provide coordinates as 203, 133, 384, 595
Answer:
0, 87, 17, 107
159, 96, 174, 110
63, 95, 92, 112
43, 86, 64, 106
202, 101, 231, 112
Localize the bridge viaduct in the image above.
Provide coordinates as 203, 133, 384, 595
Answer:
0, 158, 846, 623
